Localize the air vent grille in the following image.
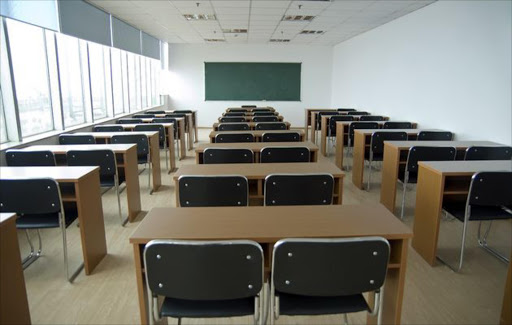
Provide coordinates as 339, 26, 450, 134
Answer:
270, 39, 290, 43
300, 30, 324, 34
282, 15, 315, 21
205, 39, 225, 42
184, 14, 216, 21
222, 29, 248, 34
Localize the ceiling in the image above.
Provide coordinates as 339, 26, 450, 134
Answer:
87, 0, 436, 46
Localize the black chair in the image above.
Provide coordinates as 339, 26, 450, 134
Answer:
117, 118, 143, 124
253, 112, 278, 116
255, 122, 286, 131
316, 112, 339, 133
337, 108, 357, 112
0, 178, 82, 282
59, 134, 95, 145
270, 237, 390, 325
383, 122, 413, 129
253, 116, 278, 122
134, 124, 169, 171
6, 150, 56, 166
439, 172, 512, 272
347, 111, 369, 116
253, 108, 271, 112
218, 123, 250, 131
346, 122, 379, 169
359, 115, 385, 121
242, 105, 257, 108
178, 175, 248, 207
229, 108, 249, 112
111, 134, 152, 192
66, 150, 124, 225
262, 132, 301, 142
152, 118, 180, 158
399, 146, 457, 218
172, 110, 193, 114
464, 146, 512, 161
215, 133, 254, 143
366, 132, 408, 190
144, 239, 263, 325
224, 112, 245, 117
260, 147, 310, 163
220, 117, 246, 123
146, 110, 165, 114
93, 125, 125, 132
132, 114, 155, 118
203, 148, 254, 164
264, 174, 334, 206
417, 131, 453, 141
328, 115, 355, 154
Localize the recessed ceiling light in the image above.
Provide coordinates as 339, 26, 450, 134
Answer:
269, 39, 290, 43
282, 15, 315, 22
204, 39, 225, 42
183, 14, 216, 21
300, 30, 324, 35
222, 29, 247, 34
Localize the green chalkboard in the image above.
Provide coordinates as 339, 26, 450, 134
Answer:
205, 62, 301, 101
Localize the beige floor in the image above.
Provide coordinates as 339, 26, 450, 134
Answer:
17, 128, 511, 325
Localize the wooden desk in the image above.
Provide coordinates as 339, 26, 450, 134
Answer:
195, 142, 319, 164
140, 118, 186, 158
163, 110, 198, 143
1, 166, 107, 275
218, 115, 284, 122
226, 107, 275, 112
379, 140, 503, 214
412, 160, 512, 266
222, 111, 280, 117
208, 130, 305, 143
21, 144, 142, 223
172, 162, 344, 206
1, 213, 31, 324
501, 252, 512, 325
212, 121, 291, 131
130, 204, 412, 325
304, 108, 337, 142
74, 132, 162, 192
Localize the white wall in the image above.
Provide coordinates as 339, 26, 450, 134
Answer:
167, 44, 332, 127
331, 1, 512, 145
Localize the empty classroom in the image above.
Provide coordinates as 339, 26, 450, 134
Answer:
0, 1, 510, 325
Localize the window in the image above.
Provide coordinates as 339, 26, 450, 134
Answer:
0, 89, 8, 144
121, 51, 129, 112
7, 19, 54, 137
145, 58, 151, 106
111, 48, 124, 115
128, 53, 140, 111
140, 56, 147, 108
151, 59, 160, 105
88, 42, 108, 120
57, 33, 85, 127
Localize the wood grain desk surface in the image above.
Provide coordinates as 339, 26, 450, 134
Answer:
0, 166, 99, 181
354, 128, 439, 135
0, 212, 16, 225
99, 123, 174, 128
173, 162, 344, 180
385, 140, 502, 149
213, 121, 291, 127
419, 160, 512, 174
130, 204, 412, 244
74, 131, 158, 137
196, 141, 319, 152
21, 144, 135, 153
209, 130, 305, 137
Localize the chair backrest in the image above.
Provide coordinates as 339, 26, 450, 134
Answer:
144, 240, 263, 300
117, 118, 143, 124
406, 146, 457, 173
172, 110, 192, 114
224, 112, 245, 117
329, 115, 355, 134
0, 178, 62, 215
467, 172, 512, 207
347, 111, 369, 116
316, 112, 339, 127
337, 108, 357, 112
253, 112, 277, 116
229, 108, 249, 112
255, 122, 286, 131
242, 105, 257, 108
264, 173, 334, 206
93, 125, 125, 132
383, 122, 413, 129
111, 134, 149, 160
370, 132, 408, 155
152, 118, 177, 137
272, 237, 390, 296
165, 113, 186, 118
348, 122, 379, 142
215, 133, 254, 143
360, 115, 385, 121
253, 116, 278, 122
220, 117, 246, 123
146, 110, 165, 114
260, 147, 310, 163
218, 123, 250, 131
178, 175, 249, 207
464, 146, 512, 161
5, 150, 56, 166
262, 132, 301, 142
203, 148, 254, 164
132, 114, 155, 118
59, 134, 95, 145
134, 124, 166, 143
417, 131, 453, 141
66, 150, 117, 178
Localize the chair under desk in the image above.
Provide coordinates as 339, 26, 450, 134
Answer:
226, 107, 275, 112
140, 117, 187, 157
129, 204, 412, 325
208, 130, 306, 143
172, 162, 344, 206
0, 166, 107, 275
304, 108, 338, 141
160, 110, 198, 144
212, 121, 291, 131
20, 144, 142, 223
195, 142, 319, 164
379, 140, 504, 214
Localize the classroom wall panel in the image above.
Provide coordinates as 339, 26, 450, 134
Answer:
330, 0, 512, 145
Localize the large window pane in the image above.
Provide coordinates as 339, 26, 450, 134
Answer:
7, 19, 53, 137
145, 58, 151, 106
151, 59, 159, 105
140, 56, 147, 108
0, 89, 7, 144
57, 33, 85, 127
121, 52, 129, 112
88, 42, 108, 120
112, 48, 124, 115
128, 53, 140, 111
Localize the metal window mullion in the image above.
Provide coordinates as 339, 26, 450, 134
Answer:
77, 39, 87, 123
126, 53, 131, 112
119, 51, 125, 114
42, 28, 57, 131
138, 55, 142, 110
109, 48, 115, 116
86, 43, 95, 122
101, 46, 109, 119
53, 33, 65, 130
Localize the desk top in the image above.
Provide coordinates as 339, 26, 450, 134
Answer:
0, 213, 17, 225
0, 166, 99, 182
130, 204, 412, 244
209, 130, 305, 138
386, 140, 502, 149
74, 131, 158, 138
213, 121, 291, 127
100, 123, 174, 128
196, 141, 319, 152
354, 128, 439, 135
419, 160, 512, 175
173, 162, 344, 180
21, 144, 135, 153
141, 117, 185, 123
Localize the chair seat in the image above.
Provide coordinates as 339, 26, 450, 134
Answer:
16, 207, 79, 229
278, 292, 369, 316
443, 203, 512, 222
160, 297, 254, 318
137, 156, 149, 164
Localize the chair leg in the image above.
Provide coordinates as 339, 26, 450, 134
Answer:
477, 221, 510, 263
367, 153, 373, 191
115, 176, 127, 226
400, 174, 409, 219
148, 155, 152, 194
343, 313, 349, 325
21, 229, 43, 269
60, 212, 84, 282
164, 142, 169, 172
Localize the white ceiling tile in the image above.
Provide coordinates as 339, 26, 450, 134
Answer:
214, 7, 250, 14
251, 7, 287, 15
250, 1, 291, 8
285, 8, 323, 16
290, 0, 331, 10
327, 1, 373, 11
250, 15, 283, 21
212, 1, 250, 8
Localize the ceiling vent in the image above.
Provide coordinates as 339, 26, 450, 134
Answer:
222, 29, 248, 34
183, 14, 216, 21
205, 39, 225, 42
300, 30, 324, 35
282, 15, 315, 21
270, 39, 290, 43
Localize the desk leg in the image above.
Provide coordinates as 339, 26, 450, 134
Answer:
134, 244, 149, 324
179, 120, 186, 159
187, 114, 194, 150
311, 112, 317, 144
412, 166, 445, 266
380, 145, 400, 213
175, 179, 180, 207
149, 134, 162, 192
167, 126, 176, 173
193, 112, 198, 143
124, 148, 142, 222
320, 117, 328, 156
311, 151, 318, 162
304, 109, 309, 141
351, 132, 366, 189
335, 123, 345, 169
75, 169, 107, 274
501, 253, 512, 325
334, 176, 343, 205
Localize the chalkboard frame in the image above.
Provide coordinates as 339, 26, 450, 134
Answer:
204, 62, 302, 101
